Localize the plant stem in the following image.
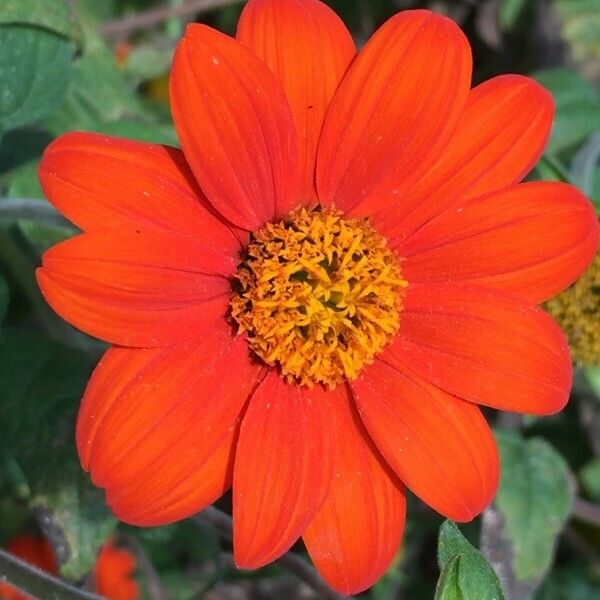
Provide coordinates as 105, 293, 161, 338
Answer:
194, 506, 350, 600
572, 497, 600, 528
0, 198, 70, 228
0, 549, 103, 600
99, 0, 244, 38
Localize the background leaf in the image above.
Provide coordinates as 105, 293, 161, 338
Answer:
495, 429, 574, 579
0, 329, 116, 580
0, 26, 74, 133
534, 68, 600, 155
436, 521, 505, 600
0, 0, 82, 46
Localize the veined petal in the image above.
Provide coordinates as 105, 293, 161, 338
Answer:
390, 283, 572, 415
317, 9, 471, 211
303, 385, 406, 595
170, 23, 300, 231
233, 372, 333, 568
237, 0, 355, 204
76, 324, 261, 526
368, 75, 554, 241
38, 132, 241, 253
107, 432, 236, 527
37, 229, 234, 346
353, 360, 498, 522
401, 182, 600, 303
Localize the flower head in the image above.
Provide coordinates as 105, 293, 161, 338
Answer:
0, 535, 56, 600
0, 536, 137, 600
36, 0, 599, 594
545, 252, 600, 366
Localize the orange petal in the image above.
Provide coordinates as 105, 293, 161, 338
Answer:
233, 372, 333, 568
170, 24, 299, 231
0, 536, 58, 600
302, 385, 406, 595
94, 540, 139, 600
401, 182, 600, 303
37, 229, 234, 346
237, 0, 355, 204
367, 75, 554, 241
76, 323, 261, 525
353, 360, 498, 522
107, 431, 236, 527
38, 132, 241, 252
317, 9, 471, 211
391, 283, 572, 415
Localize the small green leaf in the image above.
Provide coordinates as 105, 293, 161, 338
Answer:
0, 329, 116, 579
0, 26, 74, 132
0, 0, 82, 46
494, 429, 574, 582
534, 68, 600, 155
436, 521, 505, 600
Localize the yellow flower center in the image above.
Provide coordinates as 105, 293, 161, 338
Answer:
231, 207, 407, 388
545, 253, 600, 367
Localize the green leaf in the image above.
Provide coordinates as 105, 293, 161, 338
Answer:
45, 27, 147, 136
0, 127, 53, 176
7, 161, 44, 199
0, 329, 116, 579
499, 0, 532, 31
494, 429, 574, 582
534, 68, 600, 155
0, 0, 82, 46
15, 219, 76, 256
579, 457, 600, 502
0, 26, 74, 133
436, 521, 505, 600
569, 132, 600, 198
97, 118, 178, 146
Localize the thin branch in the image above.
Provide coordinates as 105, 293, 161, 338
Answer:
99, 0, 244, 38
572, 497, 600, 528
123, 535, 170, 600
0, 549, 104, 600
0, 198, 70, 228
194, 506, 350, 600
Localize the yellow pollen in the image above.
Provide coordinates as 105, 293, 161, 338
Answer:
230, 207, 407, 388
544, 253, 600, 367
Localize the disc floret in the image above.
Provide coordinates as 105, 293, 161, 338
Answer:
231, 207, 407, 388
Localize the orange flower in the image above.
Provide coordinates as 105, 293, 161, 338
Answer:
0, 536, 137, 600
94, 539, 139, 600
36, 0, 599, 594
0, 535, 57, 600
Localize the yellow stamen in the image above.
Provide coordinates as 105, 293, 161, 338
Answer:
545, 253, 600, 367
230, 207, 407, 388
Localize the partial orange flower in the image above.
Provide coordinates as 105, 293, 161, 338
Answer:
94, 539, 139, 600
36, 0, 599, 594
0, 536, 137, 600
0, 535, 57, 600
